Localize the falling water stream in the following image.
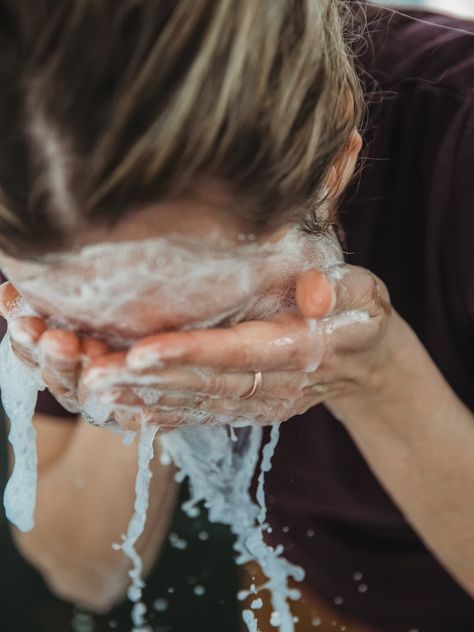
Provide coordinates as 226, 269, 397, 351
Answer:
0, 328, 303, 632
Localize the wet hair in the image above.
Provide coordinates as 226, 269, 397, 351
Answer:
0, 0, 364, 258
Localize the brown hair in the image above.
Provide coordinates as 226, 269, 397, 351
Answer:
0, 0, 364, 258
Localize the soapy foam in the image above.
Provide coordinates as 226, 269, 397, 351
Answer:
8, 229, 344, 343
0, 298, 44, 532
161, 423, 304, 632
113, 418, 158, 632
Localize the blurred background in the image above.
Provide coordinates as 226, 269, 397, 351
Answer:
372, 0, 474, 17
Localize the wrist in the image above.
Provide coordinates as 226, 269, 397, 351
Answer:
327, 312, 444, 430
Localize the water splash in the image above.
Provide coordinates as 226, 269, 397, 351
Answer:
161, 423, 304, 632
0, 332, 44, 532
0, 292, 45, 533
0, 319, 305, 632
113, 419, 158, 632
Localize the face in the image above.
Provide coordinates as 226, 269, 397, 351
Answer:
0, 209, 342, 347
0, 134, 361, 344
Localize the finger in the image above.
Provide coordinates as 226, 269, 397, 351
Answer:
114, 390, 325, 427
101, 387, 239, 412
102, 383, 312, 427
0, 282, 20, 318
296, 265, 390, 321
81, 337, 109, 367
81, 352, 128, 389
330, 265, 390, 317
142, 409, 240, 428
295, 270, 334, 319
8, 316, 47, 367
39, 330, 81, 396
90, 368, 309, 402
111, 409, 143, 432
125, 315, 323, 372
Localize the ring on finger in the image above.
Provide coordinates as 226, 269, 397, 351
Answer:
240, 371, 263, 400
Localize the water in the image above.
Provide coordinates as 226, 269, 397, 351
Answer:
113, 418, 159, 632
0, 302, 44, 532
0, 320, 305, 632
161, 424, 304, 632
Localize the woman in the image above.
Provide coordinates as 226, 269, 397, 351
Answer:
0, 1, 472, 631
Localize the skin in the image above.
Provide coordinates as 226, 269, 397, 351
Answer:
1, 129, 474, 614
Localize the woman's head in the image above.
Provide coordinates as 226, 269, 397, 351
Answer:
0, 0, 364, 259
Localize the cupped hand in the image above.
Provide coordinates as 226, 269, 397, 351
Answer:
80, 264, 393, 429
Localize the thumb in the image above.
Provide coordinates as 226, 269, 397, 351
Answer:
295, 270, 335, 319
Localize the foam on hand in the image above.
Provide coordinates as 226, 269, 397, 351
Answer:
0, 299, 45, 533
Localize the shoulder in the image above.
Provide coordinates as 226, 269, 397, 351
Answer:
358, 5, 474, 98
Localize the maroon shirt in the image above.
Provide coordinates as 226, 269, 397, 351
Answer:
265, 7, 474, 632
1, 6, 473, 631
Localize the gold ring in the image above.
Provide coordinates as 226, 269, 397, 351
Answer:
240, 371, 263, 400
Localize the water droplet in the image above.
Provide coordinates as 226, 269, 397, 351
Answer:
72, 611, 95, 632
334, 596, 344, 606
270, 611, 281, 627
194, 585, 205, 596
312, 617, 322, 627
353, 571, 363, 581
198, 530, 209, 541
358, 583, 368, 593
153, 598, 168, 612
306, 528, 315, 537
169, 532, 188, 550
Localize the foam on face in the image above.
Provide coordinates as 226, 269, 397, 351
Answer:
5, 229, 343, 343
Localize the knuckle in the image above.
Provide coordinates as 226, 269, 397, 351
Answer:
366, 272, 390, 312
209, 373, 229, 396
